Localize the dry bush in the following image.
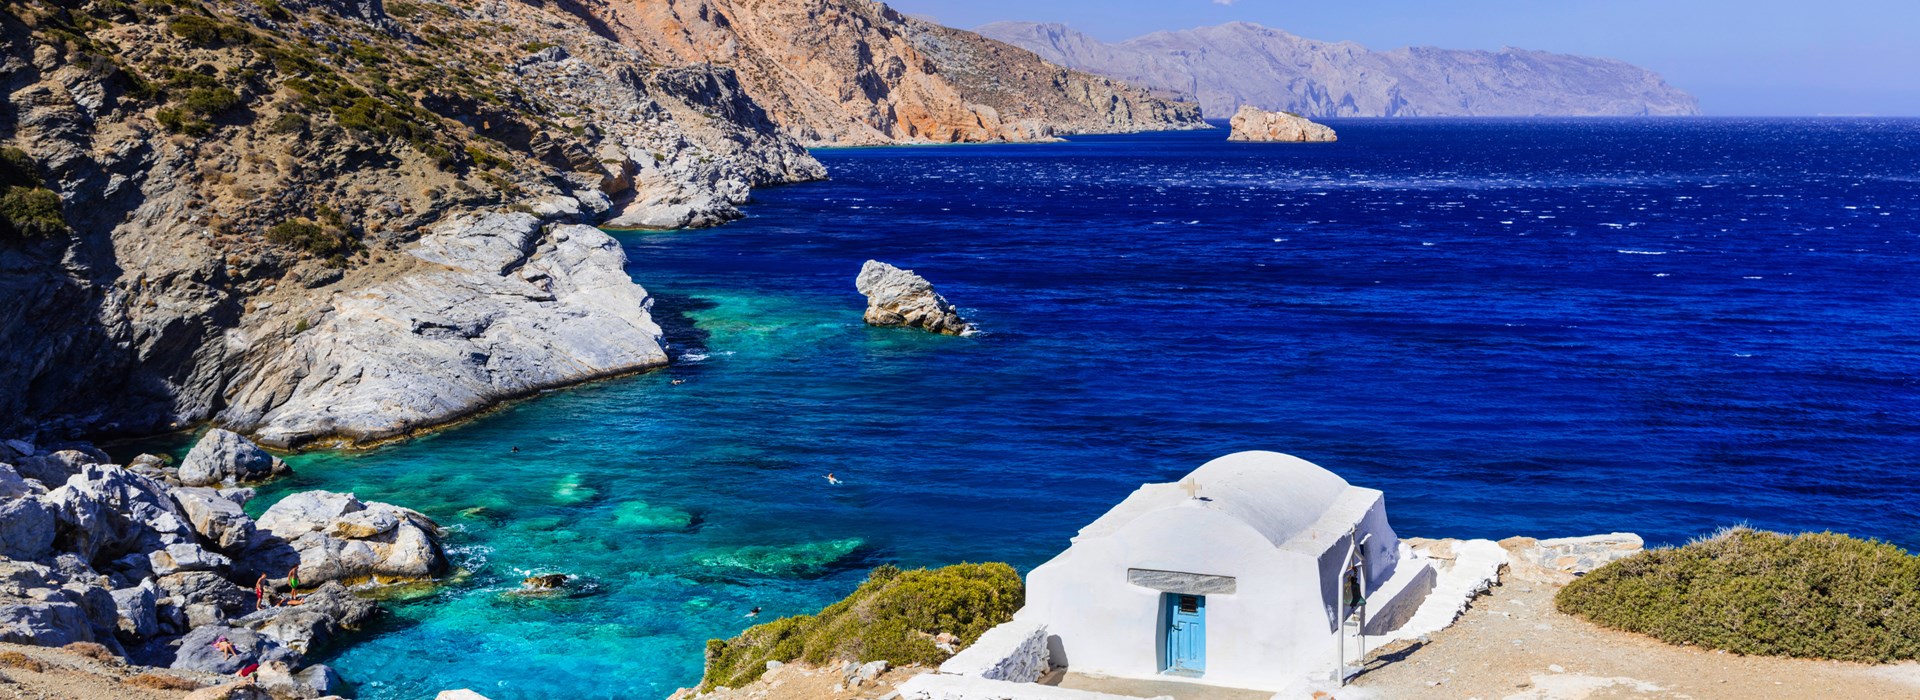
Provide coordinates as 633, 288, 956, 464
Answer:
62, 641, 118, 663
0, 650, 46, 672
124, 672, 204, 691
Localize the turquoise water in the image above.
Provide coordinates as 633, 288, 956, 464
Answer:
213, 120, 1920, 699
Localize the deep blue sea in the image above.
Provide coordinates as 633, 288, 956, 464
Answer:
235, 119, 1919, 699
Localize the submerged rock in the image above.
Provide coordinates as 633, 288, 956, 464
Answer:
854, 261, 973, 335
1226, 105, 1337, 143
177, 429, 290, 488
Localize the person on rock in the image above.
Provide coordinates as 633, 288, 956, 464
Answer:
214, 636, 238, 660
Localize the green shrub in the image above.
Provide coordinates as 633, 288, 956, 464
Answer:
1556, 528, 1920, 662
0, 186, 70, 239
260, 0, 291, 21
167, 14, 247, 46
267, 218, 356, 260
179, 87, 241, 115
701, 563, 1021, 691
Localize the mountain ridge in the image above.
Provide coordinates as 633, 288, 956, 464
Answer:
977, 20, 1701, 118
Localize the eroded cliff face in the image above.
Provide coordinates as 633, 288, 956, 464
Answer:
575, 0, 1206, 145
0, 0, 822, 443
979, 21, 1702, 119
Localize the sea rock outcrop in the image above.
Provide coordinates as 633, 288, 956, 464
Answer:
178, 429, 290, 488
856, 261, 974, 336
218, 213, 670, 449
253, 491, 450, 585
979, 21, 1702, 118
1227, 106, 1338, 143
0, 434, 447, 694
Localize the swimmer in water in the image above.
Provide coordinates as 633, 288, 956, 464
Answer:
825, 473, 842, 485
746, 606, 762, 618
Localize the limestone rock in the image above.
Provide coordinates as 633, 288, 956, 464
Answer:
172, 624, 299, 675
174, 487, 259, 553
1227, 105, 1337, 143
110, 580, 160, 639
1499, 532, 1645, 584
13, 449, 104, 488
256, 660, 345, 699
157, 571, 252, 630
44, 463, 195, 563
0, 496, 57, 560
0, 597, 96, 647
149, 543, 234, 576
178, 429, 289, 487
253, 491, 448, 585
219, 214, 670, 449
855, 261, 973, 336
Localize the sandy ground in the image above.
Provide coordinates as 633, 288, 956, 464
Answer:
673, 661, 934, 700
0, 642, 203, 699
1345, 579, 1920, 700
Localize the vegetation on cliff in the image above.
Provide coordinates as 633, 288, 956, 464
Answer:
1556, 528, 1920, 662
0, 148, 69, 240
700, 563, 1023, 691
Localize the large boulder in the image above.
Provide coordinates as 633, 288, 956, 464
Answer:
174, 487, 259, 553
178, 429, 290, 487
1226, 105, 1337, 143
240, 581, 373, 655
0, 596, 96, 646
0, 495, 57, 560
854, 260, 973, 335
0, 462, 46, 498
172, 624, 299, 675
110, 579, 160, 639
254, 491, 448, 585
44, 463, 195, 562
158, 571, 253, 630
149, 542, 234, 576
256, 660, 346, 699
13, 449, 104, 488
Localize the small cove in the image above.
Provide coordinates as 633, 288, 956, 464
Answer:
166, 120, 1920, 699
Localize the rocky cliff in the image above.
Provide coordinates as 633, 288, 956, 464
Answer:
978, 21, 1701, 119
0, 0, 823, 444
571, 0, 1206, 145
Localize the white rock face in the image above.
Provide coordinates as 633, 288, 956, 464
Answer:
220, 213, 669, 448
1227, 105, 1337, 143
855, 261, 973, 336
255, 491, 449, 584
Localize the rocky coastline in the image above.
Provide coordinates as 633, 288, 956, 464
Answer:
0, 429, 450, 699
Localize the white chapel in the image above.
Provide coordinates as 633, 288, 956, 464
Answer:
1016, 451, 1438, 691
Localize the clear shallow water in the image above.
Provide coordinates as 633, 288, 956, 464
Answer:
237, 119, 1918, 698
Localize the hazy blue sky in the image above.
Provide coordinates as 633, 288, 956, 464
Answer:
889, 0, 1920, 116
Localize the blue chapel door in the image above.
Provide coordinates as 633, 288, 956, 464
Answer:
1163, 593, 1206, 675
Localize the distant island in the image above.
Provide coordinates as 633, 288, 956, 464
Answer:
977, 21, 1701, 119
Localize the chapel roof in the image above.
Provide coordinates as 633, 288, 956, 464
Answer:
1075, 451, 1381, 551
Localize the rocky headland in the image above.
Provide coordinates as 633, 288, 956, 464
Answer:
1226, 106, 1337, 143
855, 261, 973, 336
978, 21, 1702, 119
578, 0, 1208, 145
0, 429, 450, 699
